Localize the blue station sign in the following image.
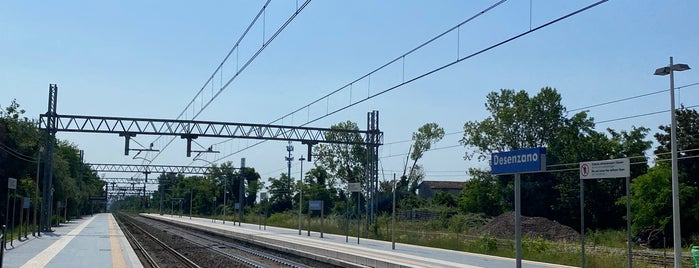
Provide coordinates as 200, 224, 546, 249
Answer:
491, 147, 547, 175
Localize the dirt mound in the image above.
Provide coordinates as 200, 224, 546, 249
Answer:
477, 212, 579, 241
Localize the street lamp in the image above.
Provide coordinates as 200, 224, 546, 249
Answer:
654, 56, 691, 268
298, 155, 305, 235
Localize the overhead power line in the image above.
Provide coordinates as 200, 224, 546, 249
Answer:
210, 0, 609, 163
144, 0, 312, 167
569, 82, 699, 112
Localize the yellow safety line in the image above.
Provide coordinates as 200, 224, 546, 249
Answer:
108, 214, 127, 268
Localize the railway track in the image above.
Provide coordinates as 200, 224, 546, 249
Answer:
115, 212, 322, 268
116, 213, 202, 268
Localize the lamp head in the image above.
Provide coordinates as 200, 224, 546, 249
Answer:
654, 64, 691, 76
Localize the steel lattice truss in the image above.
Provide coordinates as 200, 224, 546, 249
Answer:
89, 163, 210, 174
39, 114, 383, 145
101, 177, 161, 185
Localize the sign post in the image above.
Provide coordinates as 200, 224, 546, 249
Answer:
579, 158, 631, 268
261, 192, 268, 230
349, 182, 361, 244
309, 200, 323, 237
491, 148, 546, 268
5, 178, 17, 249
23, 197, 30, 239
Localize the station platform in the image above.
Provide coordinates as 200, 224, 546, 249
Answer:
143, 213, 574, 268
2, 213, 142, 268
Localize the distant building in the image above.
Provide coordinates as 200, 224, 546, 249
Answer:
417, 181, 465, 200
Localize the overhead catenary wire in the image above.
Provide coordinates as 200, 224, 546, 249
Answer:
210, 0, 510, 150
569, 82, 699, 112
143, 0, 312, 168
380, 83, 698, 151
210, 0, 609, 163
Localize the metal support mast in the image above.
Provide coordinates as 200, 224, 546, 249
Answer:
366, 111, 380, 225
40, 84, 58, 233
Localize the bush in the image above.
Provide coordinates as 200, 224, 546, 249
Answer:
523, 235, 550, 253
478, 234, 498, 252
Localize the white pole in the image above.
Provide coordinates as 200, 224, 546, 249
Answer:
669, 56, 682, 268
626, 176, 632, 268
580, 178, 586, 267
392, 173, 396, 250
298, 156, 304, 235
515, 173, 522, 268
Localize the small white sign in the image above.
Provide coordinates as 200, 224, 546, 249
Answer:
349, 182, 361, 193
580, 158, 630, 179
8, 177, 17, 189
260, 192, 268, 200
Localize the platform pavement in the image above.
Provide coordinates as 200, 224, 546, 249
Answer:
2, 213, 142, 268
144, 213, 575, 268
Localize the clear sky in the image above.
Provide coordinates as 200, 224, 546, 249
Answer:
2, 1, 698, 192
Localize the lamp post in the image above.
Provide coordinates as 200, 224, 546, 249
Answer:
654, 56, 691, 268
298, 155, 305, 235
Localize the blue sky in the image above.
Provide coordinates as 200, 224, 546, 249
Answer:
2, 1, 698, 191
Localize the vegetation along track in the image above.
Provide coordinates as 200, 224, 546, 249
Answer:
114, 212, 326, 268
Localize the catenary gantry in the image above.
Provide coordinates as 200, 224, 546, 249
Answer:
38, 84, 382, 232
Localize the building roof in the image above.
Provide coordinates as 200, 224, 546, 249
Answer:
419, 181, 465, 190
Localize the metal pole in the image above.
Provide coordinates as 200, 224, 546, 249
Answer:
1, 224, 4, 264
392, 173, 396, 250
626, 176, 632, 268
223, 176, 227, 224
298, 156, 304, 235
34, 148, 42, 237
4, 181, 10, 250
668, 56, 682, 268
11, 190, 16, 246
159, 184, 163, 215
345, 192, 349, 243
580, 178, 586, 268
357, 191, 360, 244
189, 189, 193, 220
515, 173, 522, 268
239, 158, 245, 226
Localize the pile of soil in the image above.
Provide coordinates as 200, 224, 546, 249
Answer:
477, 212, 579, 241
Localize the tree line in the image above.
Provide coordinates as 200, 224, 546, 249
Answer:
0, 100, 105, 228
3, 86, 697, 247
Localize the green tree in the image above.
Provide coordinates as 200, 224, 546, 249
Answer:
459, 169, 503, 216
314, 120, 366, 188
433, 191, 457, 207
461, 87, 565, 158
460, 88, 651, 230
266, 173, 293, 213
304, 166, 337, 215
404, 123, 445, 191
625, 164, 672, 234
651, 107, 699, 238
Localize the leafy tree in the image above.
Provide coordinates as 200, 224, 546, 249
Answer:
314, 121, 366, 188
404, 123, 445, 191
461, 87, 565, 158
459, 169, 503, 216
239, 167, 261, 207
650, 107, 699, 238
266, 173, 293, 213
460, 88, 651, 230
433, 191, 457, 207
303, 166, 337, 215
625, 163, 672, 234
